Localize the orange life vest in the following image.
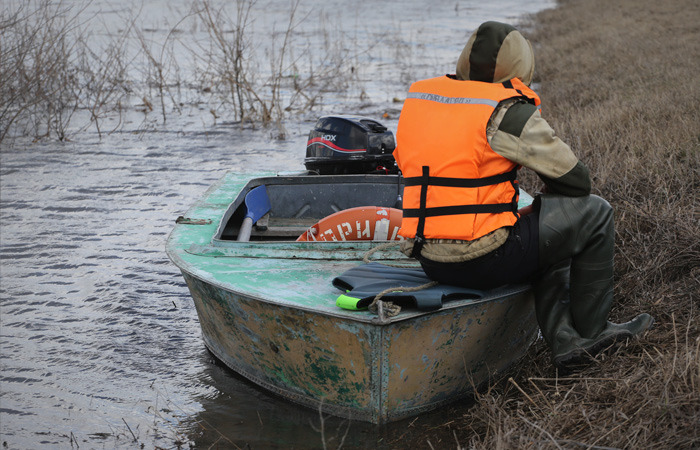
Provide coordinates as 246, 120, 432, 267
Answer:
394, 76, 540, 250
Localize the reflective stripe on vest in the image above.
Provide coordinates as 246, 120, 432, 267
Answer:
406, 92, 501, 108
394, 76, 540, 244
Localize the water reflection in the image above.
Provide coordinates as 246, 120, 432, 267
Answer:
183, 349, 473, 449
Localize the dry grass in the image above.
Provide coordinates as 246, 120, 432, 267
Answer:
447, 0, 700, 448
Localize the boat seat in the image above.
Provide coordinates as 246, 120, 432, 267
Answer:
249, 217, 318, 238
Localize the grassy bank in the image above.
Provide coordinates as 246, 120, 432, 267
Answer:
447, 0, 700, 448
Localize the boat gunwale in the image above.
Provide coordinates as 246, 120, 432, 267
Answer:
173, 259, 531, 325
186, 240, 413, 261
166, 170, 534, 325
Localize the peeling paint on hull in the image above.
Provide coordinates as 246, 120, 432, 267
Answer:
184, 271, 536, 423
167, 172, 538, 424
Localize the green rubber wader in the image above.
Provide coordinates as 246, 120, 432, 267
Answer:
536, 194, 653, 369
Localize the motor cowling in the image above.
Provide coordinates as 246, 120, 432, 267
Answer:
304, 115, 397, 175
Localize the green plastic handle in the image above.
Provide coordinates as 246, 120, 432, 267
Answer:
336, 294, 365, 311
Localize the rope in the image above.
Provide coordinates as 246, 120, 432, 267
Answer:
362, 241, 398, 264
363, 241, 438, 321
367, 280, 439, 320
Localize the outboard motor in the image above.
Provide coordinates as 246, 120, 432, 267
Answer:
304, 115, 398, 175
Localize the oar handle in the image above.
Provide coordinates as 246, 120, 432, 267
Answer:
237, 217, 253, 242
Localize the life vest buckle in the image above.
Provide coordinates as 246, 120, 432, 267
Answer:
410, 235, 425, 259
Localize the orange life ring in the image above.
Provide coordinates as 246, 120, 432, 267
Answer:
297, 206, 403, 242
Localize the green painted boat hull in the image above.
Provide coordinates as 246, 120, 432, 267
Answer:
167, 171, 538, 424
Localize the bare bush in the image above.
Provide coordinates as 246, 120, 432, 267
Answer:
0, 1, 85, 142
191, 0, 357, 137
193, 0, 261, 124
1, 0, 364, 143
135, 11, 195, 124
0, 1, 135, 142
77, 19, 133, 137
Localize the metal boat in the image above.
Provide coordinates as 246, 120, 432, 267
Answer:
166, 167, 538, 424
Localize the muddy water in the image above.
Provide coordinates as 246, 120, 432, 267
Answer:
1, 1, 553, 448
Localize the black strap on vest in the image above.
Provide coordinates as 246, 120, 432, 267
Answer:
502, 80, 539, 107
503, 79, 522, 94
405, 165, 519, 259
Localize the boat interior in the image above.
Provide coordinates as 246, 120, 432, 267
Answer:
217, 174, 405, 242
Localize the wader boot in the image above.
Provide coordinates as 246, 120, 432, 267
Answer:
536, 194, 654, 369
532, 259, 584, 367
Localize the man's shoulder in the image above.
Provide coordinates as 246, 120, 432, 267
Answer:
496, 99, 539, 138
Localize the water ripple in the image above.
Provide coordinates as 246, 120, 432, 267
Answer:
0, 1, 556, 448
